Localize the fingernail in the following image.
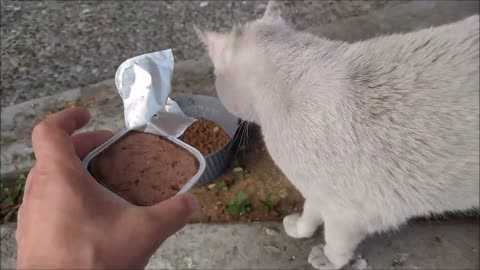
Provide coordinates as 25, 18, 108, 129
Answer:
185, 193, 199, 212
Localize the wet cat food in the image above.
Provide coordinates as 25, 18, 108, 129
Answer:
89, 131, 199, 206
179, 118, 230, 156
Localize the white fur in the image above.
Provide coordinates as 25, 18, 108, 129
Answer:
197, 5, 479, 269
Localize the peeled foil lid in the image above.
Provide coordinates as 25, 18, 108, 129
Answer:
115, 49, 195, 137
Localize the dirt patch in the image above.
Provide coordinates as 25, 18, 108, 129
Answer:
189, 124, 305, 223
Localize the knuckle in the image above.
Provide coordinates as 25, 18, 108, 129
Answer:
32, 121, 51, 139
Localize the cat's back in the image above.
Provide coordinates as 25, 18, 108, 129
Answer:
345, 14, 479, 141
339, 15, 479, 212
346, 15, 479, 95
251, 14, 478, 221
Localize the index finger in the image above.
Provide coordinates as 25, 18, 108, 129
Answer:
32, 108, 91, 163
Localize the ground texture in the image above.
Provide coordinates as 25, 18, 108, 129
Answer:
1, 0, 394, 106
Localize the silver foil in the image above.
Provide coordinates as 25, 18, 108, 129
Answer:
83, 49, 207, 204
115, 49, 195, 137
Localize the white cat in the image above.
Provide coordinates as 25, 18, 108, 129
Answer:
196, 2, 479, 269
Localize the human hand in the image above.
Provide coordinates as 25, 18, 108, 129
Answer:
16, 108, 198, 269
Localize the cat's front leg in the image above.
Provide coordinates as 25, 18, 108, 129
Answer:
283, 199, 323, 239
308, 214, 367, 269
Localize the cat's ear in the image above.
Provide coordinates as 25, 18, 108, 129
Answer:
194, 25, 229, 67
263, 0, 282, 19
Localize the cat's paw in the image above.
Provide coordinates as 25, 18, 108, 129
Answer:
324, 243, 354, 269
308, 244, 338, 270
283, 213, 317, 239
283, 213, 302, 238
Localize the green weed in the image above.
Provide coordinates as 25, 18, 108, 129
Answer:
260, 193, 277, 213
214, 181, 228, 192
226, 191, 252, 216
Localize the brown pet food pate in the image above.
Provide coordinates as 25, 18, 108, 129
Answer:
179, 118, 229, 156
89, 131, 199, 206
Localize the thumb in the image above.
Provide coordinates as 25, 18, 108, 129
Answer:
143, 193, 198, 242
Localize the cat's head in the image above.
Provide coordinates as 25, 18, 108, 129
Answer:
194, 1, 286, 123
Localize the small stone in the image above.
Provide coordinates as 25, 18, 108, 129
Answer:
183, 257, 195, 269
289, 255, 296, 261
392, 260, 403, 267
213, 126, 220, 133
199, 1, 208, 8
207, 183, 216, 190
82, 8, 91, 14
279, 190, 288, 199
233, 167, 243, 173
392, 253, 409, 267
264, 244, 280, 253
351, 257, 368, 270
265, 227, 279, 236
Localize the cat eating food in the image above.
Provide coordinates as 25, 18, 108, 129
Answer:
195, 1, 479, 269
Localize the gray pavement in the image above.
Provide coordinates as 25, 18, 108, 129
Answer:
2, 221, 479, 269
1, 0, 398, 106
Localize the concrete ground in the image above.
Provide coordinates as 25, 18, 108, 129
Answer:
2, 221, 479, 269
1, 0, 397, 106
1, 0, 479, 269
